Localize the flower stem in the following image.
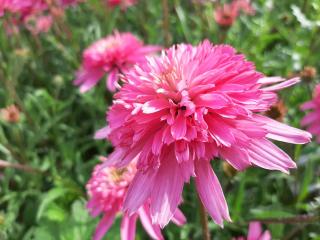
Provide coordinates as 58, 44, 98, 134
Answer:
251, 214, 320, 224
161, 0, 171, 47
197, 194, 210, 240
0, 159, 41, 174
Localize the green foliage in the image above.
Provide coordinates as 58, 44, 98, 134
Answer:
0, 0, 320, 239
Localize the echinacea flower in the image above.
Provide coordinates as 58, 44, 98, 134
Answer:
86, 159, 186, 240
300, 66, 317, 82
264, 100, 286, 122
74, 32, 160, 93
1, 0, 82, 34
0, 105, 20, 123
234, 222, 271, 240
214, 0, 255, 27
96, 41, 311, 227
24, 14, 53, 35
301, 84, 320, 142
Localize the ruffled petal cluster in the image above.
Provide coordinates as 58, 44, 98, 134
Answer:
74, 32, 160, 92
97, 40, 311, 227
301, 84, 320, 142
86, 159, 186, 240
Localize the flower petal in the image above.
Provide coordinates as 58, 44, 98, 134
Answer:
248, 139, 296, 173
138, 205, 164, 240
195, 160, 231, 226
124, 169, 156, 215
255, 115, 311, 144
142, 99, 170, 114
106, 69, 119, 92
261, 77, 300, 91
171, 208, 187, 226
94, 126, 110, 139
247, 221, 262, 240
150, 157, 184, 228
93, 209, 117, 240
121, 214, 138, 240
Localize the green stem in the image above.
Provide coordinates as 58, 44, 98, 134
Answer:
162, 0, 171, 47
197, 194, 210, 240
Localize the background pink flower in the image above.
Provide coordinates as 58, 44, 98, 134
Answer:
96, 41, 311, 228
106, 0, 137, 10
234, 221, 271, 240
74, 31, 160, 92
301, 84, 320, 142
86, 159, 186, 240
24, 15, 53, 35
214, 0, 255, 27
1, 0, 82, 34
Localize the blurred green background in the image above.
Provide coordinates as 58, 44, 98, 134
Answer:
0, 0, 320, 239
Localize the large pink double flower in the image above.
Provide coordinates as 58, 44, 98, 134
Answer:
96, 41, 311, 227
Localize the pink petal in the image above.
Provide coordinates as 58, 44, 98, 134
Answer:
301, 112, 319, 126
220, 146, 251, 171
255, 115, 311, 144
74, 69, 104, 93
261, 77, 300, 91
93, 209, 117, 240
150, 158, 184, 228
121, 214, 138, 240
247, 221, 262, 240
171, 208, 187, 226
142, 99, 170, 114
248, 139, 296, 173
258, 76, 285, 84
195, 160, 231, 226
138, 205, 164, 240
301, 101, 316, 110
124, 169, 156, 215
94, 126, 110, 139
106, 69, 119, 92
101, 148, 126, 167
194, 93, 230, 109
260, 230, 272, 240
206, 117, 235, 147
171, 113, 187, 140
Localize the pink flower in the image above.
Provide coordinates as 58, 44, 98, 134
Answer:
234, 222, 271, 240
3, 18, 20, 35
4, 0, 47, 18
86, 159, 186, 240
24, 15, 53, 35
106, 0, 137, 10
0, 0, 7, 16
58, 0, 83, 6
96, 41, 311, 228
0, 105, 20, 123
214, 0, 255, 27
301, 84, 320, 142
1, 0, 82, 34
74, 32, 160, 93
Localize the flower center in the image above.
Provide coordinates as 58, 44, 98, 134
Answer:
110, 168, 127, 182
